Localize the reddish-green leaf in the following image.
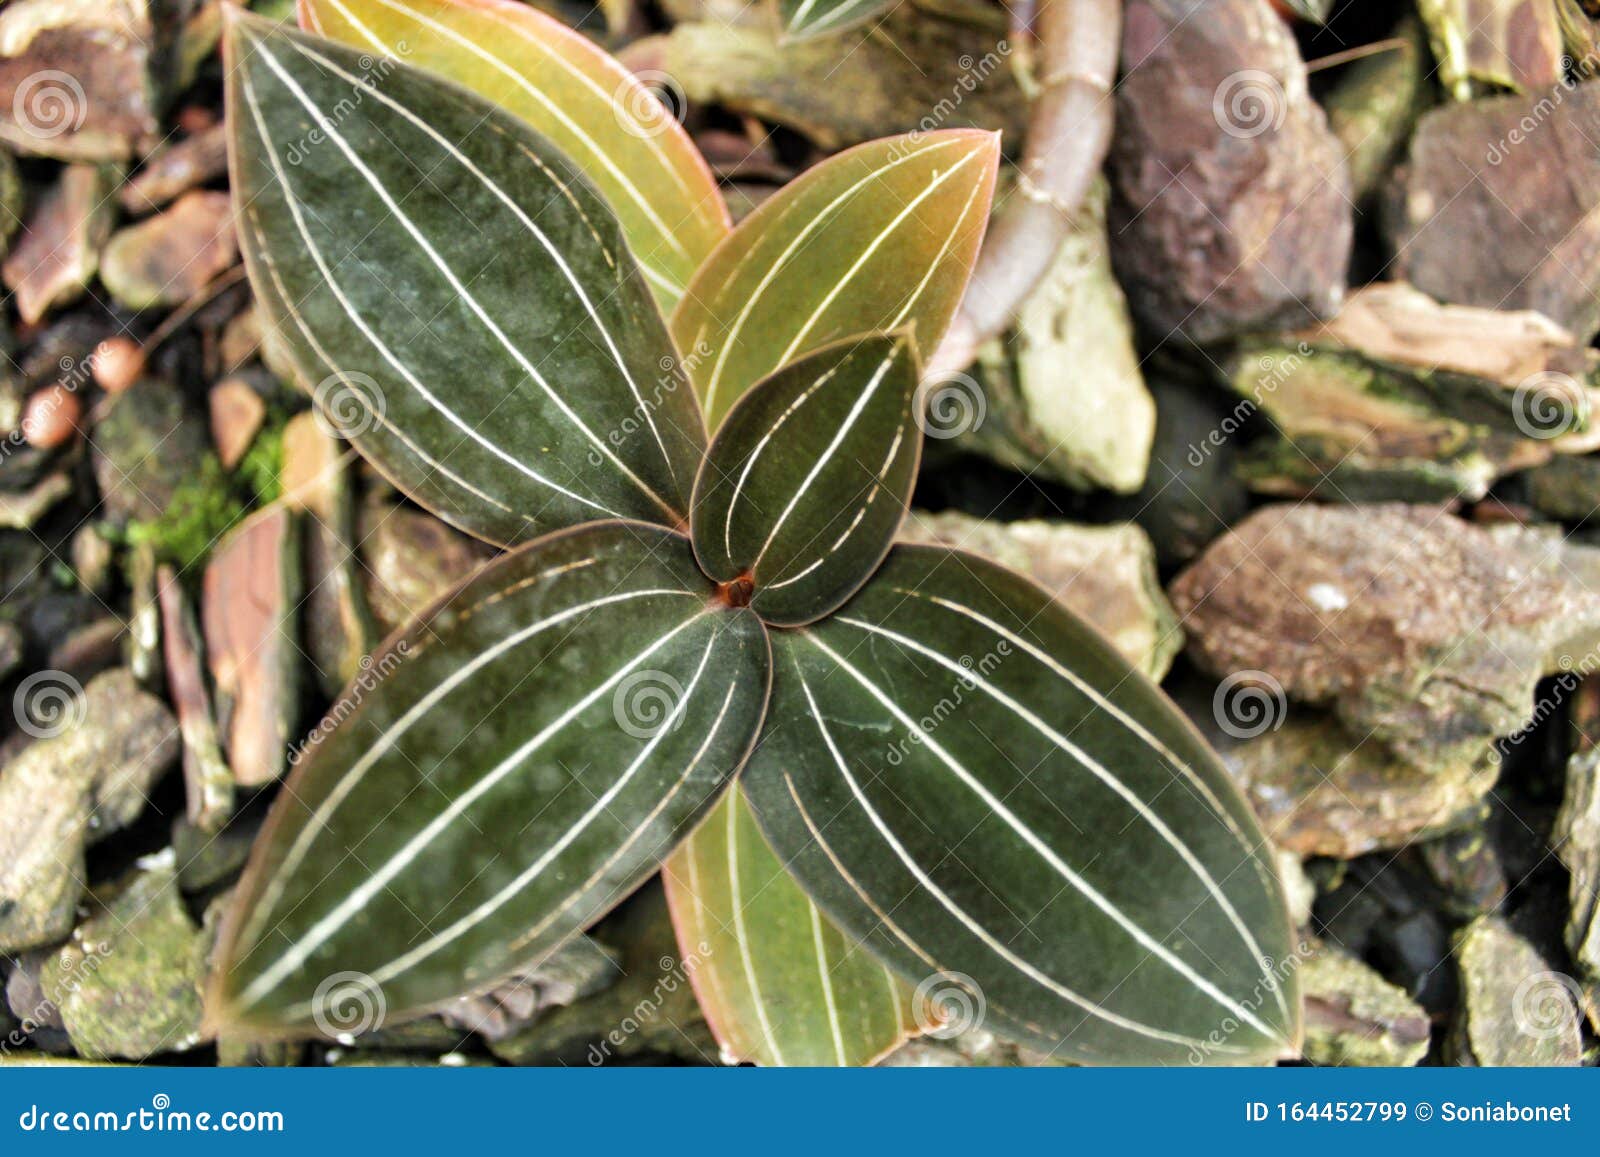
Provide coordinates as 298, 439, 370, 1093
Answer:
209, 521, 770, 1035
691, 333, 922, 626
743, 546, 1301, 1065
663, 792, 918, 1066
226, 14, 705, 546
671, 130, 998, 427
299, 0, 729, 309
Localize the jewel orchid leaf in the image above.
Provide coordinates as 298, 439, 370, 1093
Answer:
776, 0, 897, 42
665, 133, 995, 1061
217, 5, 1297, 1065
298, 0, 730, 310
224, 13, 706, 547
663, 792, 919, 1066
671, 130, 999, 426
209, 521, 770, 1035
741, 546, 1302, 1065
1281, 0, 1332, 22
691, 332, 922, 626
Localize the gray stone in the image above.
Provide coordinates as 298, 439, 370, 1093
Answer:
901, 510, 1181, 680
438, 935, 620, 1043
1450, 916, 1583, 1066
41, 851, 207, 1060
956, 181, 1153, 494
1171, 504, 1600, 767
1388, 80, 1600, 342
1109, 0, 1351, 342
0, 669, 179, 952
89, 381, 209, 523
1555, 747, 1600, 976
1301, 940, 1431, 1066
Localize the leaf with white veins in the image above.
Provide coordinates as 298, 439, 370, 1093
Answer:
209, 521, 770, 1035
691, 332, 921, 626
742, 546, 1301, 1065
671, 130, 998, 427
299, 0, 729, 309
663, 792, 918, 1066
776, 0, 897, 41
225, 13, 706, 546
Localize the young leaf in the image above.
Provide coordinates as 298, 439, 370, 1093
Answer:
225, 13, 707, 547
671, 130, 999, 426
209, 521, 771, 1035
776, 0, 896, 42
742, 546, 1301, 1065
298, 0, 729, 309
663, 793, 918, 1066
691, 333, 922, 626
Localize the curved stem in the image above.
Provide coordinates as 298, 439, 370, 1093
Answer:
933, 0, 1121, 377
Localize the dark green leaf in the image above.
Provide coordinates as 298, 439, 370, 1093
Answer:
742, 546, 1301, 1065
300, 0, 730, 311
210, 521, 770, 1035
691, 333, 921, 626
225, 13, 706, 546
776, 0, 897, 41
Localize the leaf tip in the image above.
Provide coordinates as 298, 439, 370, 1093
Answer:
966, 128, 1003, 171
943, 125, 1001, 150
931, 128, 1001, 207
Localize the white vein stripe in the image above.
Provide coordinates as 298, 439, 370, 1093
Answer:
243, 206, 528, 526
892, 586, 1291, 1020
809, 903, 848, 1065
885, 172, 989, 331
240, 611, 713, 1006
779, 775, 1248, 1058
752, 347, 900, 569
252, 39, 681, 518
242, 580, 693, 945
237, 68, 615, 520
773, 154, 981, 368
288, 36, 684, 487
508, 679, 747, 958
728, 794, 786, 1065
789, 0, 882, 34
764, 414, 907, 593
883, 963, 906, 1039
698, 136, 976, 414
360, 637, 721, 987
786, 0, 824, 27
793, 679, 1241, 1052
835, 612, 1278, 1019
342, 0, 694, 262
761, 554, 826, 593
672, 806, 756, 1061
801, 633, 1280, 1040
720, 361, 840, 559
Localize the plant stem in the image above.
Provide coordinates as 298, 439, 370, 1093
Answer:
933, 0, 1121, 378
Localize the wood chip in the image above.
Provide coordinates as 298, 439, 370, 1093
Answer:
201, 505, 300, 789
208, 377, 265, 470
